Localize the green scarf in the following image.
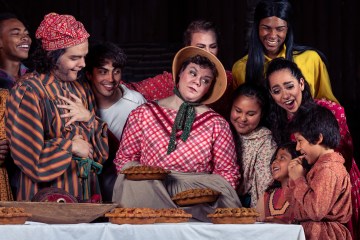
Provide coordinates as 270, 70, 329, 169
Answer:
73, 157, 103, 201
167, 87, 201, 154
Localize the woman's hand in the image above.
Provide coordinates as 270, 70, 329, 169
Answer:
288, 156, 306, 180
72, 135, 93, 159
57, 93, 92, 126
0, 139, 9, 164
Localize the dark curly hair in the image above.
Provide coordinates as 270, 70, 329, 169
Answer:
85, 41, 127, 72
30, 40, 65, 74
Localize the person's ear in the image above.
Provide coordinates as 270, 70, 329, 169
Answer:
299, 78, 305, 91
316, 133, 324, 145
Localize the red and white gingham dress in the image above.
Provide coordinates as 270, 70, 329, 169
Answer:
114, 101, 240, 188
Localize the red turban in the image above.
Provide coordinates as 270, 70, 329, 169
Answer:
35, 13, 90, 51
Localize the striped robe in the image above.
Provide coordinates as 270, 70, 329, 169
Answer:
5, 74, 108, 201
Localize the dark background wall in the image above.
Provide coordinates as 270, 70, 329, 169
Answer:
1, 0, 359, 162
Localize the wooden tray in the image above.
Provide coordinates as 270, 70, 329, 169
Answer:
0, 201, 118, 224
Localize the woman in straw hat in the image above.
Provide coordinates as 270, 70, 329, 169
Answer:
5, 13, 108, 202
124, 19, 234, 119
113, 46, 241, 222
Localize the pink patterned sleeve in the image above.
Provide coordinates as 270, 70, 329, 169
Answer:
113, 107, 144, 172
315, 99, 354, 168
121, 72, 174, 101
211, 120, 240, 188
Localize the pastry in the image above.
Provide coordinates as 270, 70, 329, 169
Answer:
155, 208, 192, 223
121, 165, 171, 181
0, 207, 32, 224
105, 208, 160, 224
171, 188, 221, 206
207, 208, 260, 224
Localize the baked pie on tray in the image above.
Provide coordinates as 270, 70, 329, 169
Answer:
155, 208, 192, 223
0, 207, 32, 224
207, 208, 260, 224
105, 208, 160, 224
171, 188, 221, 206
121, 166, 171, 181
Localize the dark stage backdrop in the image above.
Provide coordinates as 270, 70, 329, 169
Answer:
1, 0, 359, 161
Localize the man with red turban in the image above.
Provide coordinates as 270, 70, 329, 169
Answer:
5, 13, 108, 202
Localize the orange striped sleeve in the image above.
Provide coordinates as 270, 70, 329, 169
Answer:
6, 82, 72, 182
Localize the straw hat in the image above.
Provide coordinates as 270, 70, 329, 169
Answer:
172, 46, 227, 104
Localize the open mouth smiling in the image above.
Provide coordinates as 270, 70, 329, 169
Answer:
17, 44, 30, 50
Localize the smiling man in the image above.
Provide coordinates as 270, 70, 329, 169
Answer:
0, 13, 32, 200
0, 13, 31, 88
85, 42, 146, 141
85, 42, 146, 202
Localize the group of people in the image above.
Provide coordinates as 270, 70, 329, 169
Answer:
0, 0, 359, 240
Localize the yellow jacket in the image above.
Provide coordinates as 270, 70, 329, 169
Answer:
232, 46, 339, 103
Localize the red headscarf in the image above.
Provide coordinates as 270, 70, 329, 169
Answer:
35, 13, 89, 51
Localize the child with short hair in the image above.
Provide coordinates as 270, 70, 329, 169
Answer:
256, 142, 301, 224
286, 105, 352, 240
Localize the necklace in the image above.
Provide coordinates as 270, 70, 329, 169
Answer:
268, 188, 290, 216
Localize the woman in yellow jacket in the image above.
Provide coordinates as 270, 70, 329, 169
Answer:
232, 0, 338, 103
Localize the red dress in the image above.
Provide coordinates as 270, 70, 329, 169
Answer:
121, 71, 174, 101
264, 188, 293, 223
